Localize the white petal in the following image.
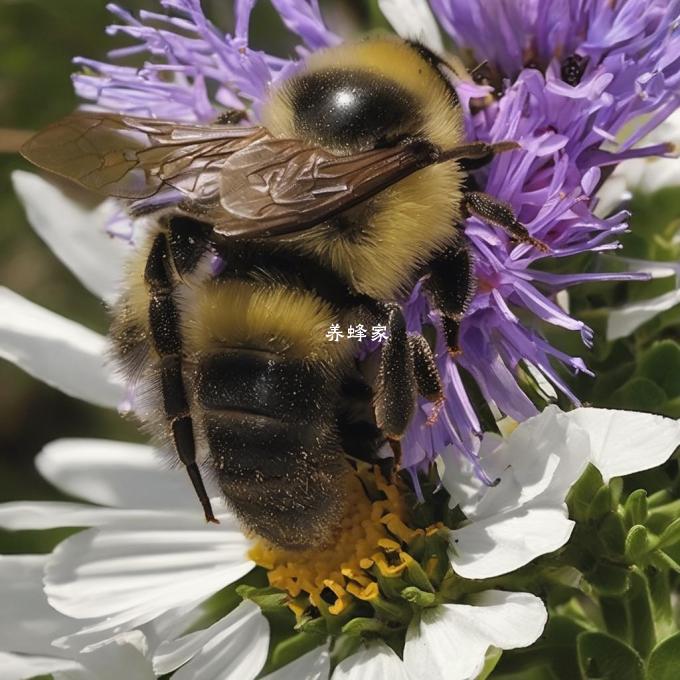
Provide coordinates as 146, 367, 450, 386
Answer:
464, 406, 589, 521
404, 591, 547, 680
0, 501, 139, 530
333, 641, 413, 680
143, 605, 205, 658
449, 505, 575, 579
639, 156, 680, 193
12, 171, 129, 303
0, 287, 124, 408
556, 289, 570, 314
0, 555, 79, 656
606, 288, 680, 340
261, 644, 330, 680
154, 601, 269, 680
567, 407, 680, 482
612, 255, 680, 280
45, 515, 253, 635
378, 0, 443, 52
55, 632, 154, 680
0, 652, 80, 680
36, 439, 203, 510
438, 434, 505, 516
595, 173, 632, 217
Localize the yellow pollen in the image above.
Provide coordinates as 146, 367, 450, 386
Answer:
248, 466, 436, 616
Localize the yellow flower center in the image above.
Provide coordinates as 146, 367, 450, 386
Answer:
248, 465, 447, 619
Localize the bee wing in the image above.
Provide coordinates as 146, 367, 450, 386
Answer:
20, 112, 265, 200
215, 137, 441, 237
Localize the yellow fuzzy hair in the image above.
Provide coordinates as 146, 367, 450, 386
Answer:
294, 161, 462, 299
119, 229, 155, 340
261, 36, 466, 300
262, 35, 464, 150
185, 279, 354, 364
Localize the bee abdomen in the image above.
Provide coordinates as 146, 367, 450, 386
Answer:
196, 349, 348, 549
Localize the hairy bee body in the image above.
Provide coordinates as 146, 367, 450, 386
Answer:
113, 222, 366, 548
23, 36, 540, 550
110, 37, 469, 549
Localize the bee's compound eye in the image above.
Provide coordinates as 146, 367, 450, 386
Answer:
290, 68, 417, 152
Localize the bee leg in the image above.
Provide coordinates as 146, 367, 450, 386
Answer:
165, 215, 213, 275
335, 366, 395, 477
409, 334, 445, 424
338, 419, 395, 478
451, 139, 519, 171
424, 243, 476, 355
145, 219, 218, 524
337, 372, 382, 462
409, 334, 442, 401
462, 191, 549, 251
374, 305, 417, 467
214, 109, 248, 125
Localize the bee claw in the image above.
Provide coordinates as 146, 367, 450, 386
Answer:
426, 397, 445, 425
530, 237, 551, 253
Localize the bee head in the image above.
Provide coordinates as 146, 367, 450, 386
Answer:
261, 36, 463, 155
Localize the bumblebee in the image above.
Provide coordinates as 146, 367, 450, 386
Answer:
22, 37, 543, 550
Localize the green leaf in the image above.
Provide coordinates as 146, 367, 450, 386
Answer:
577, 632, 645, 680
401, 586, 436, 608
625, 525, 651, 563
586, 562, 631, 596
236, 585, 287, 611
600, 596, 631, 643
490, 668, 557, 680
628, 569, 656, 659
647, 490, 673, 509
475, 647, 502, 680
628, 187, 680, 247
624, 490, 649, 529
589, 485, 615, 521
647, 499, 680, 534
568, 465, 605, 523
647, 568, 673, 635
649, 550, 680, 574
609, 377, 667, 412
268, 632, 325, 674
647, 632, 680, 680
661, 395, 680, 418
657, 517, 680, 550
494, 616, 586, 680
609, 478, 624, 509
591, 362, 636, 404
341, 616, 390, 637
600, 512, 627, 556
638, 341, 680, 399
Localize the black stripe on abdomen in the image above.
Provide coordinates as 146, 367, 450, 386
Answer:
195, 348, 346, 549
196, 350, 326, 425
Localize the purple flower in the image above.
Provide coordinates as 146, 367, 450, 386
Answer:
74, 0, 679, 485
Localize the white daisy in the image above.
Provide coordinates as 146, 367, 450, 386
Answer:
0, 552, 156, 679
441, 405, 680, 580
334, 641, 415, 680
0, 439, 268, 673
0, 434, 547, 680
